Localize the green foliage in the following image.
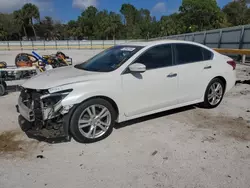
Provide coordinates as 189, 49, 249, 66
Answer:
222, 0, 250, 26
0, 1, 249, 40
179, 0, 224, 31
0, 13, 21, 40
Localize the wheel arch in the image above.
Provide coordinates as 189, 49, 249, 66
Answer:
64, 95, 120, 140
201, 76, 227, 102
63, 95, 120, 136
80, 95, 120, 119
212, 76, 227, 92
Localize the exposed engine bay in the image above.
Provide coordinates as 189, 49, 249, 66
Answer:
17, 87, 73, 142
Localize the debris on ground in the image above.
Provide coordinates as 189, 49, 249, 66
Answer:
201, 136, 216, 143
236, 79, 250, 85
151, 150, 158, 156
37, 155, 45, 159
79, 151, 84, 156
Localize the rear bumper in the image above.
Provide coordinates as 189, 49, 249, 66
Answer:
225, 70, 237, 93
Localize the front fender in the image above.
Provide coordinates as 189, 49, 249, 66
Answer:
60, 81, 122, 108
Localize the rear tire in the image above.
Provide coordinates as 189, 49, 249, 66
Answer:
70, 98, 116, 143
201, 78, 225, 109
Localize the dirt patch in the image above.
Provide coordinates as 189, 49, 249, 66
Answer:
170, 110, 250, 142
0, 130, 40, 158
199, 116, 250, 142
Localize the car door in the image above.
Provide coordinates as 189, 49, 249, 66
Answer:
174, 43, 214, 104
121, 44, 179, 117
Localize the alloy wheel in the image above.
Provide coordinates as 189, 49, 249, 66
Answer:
207, 82, 223, 106
78, 104, 111, 139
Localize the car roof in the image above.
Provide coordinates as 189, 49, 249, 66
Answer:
120, 40, 207, 48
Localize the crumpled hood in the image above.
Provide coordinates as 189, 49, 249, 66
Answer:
22, 66, 106, 90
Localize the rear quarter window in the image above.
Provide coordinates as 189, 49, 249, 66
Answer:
202, 48, 214, 60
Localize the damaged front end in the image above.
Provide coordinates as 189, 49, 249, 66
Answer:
16, 87, 74, 142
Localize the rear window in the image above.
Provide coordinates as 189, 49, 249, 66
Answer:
175, 44, 213, 64
175, 44, 203, 64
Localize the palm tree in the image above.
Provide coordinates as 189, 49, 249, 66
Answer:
22, 3, 40, 40
13, 10, 28, 40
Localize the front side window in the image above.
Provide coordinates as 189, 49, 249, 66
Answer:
136, 44, 173, 70
175, 44, 204, 65
75, 45, 143, 72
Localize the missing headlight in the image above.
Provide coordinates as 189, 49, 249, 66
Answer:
40, 89, 73, 120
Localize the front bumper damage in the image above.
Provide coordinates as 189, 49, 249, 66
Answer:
16, 88, 74, 143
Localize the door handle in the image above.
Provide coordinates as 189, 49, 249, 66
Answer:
167, 73, 177, 78
204, 66, 212, 69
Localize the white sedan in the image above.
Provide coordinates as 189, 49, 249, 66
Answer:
17, 40, 236, 143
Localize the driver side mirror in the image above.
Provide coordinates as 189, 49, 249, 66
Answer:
128, 63, 146, 73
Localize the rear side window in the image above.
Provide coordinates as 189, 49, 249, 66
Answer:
202, 48, 213, 60
175, 44, 204, 65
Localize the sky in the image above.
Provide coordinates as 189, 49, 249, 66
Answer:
0, 0, 233, 23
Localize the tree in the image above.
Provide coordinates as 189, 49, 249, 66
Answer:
94, 10, 109, 39
0, 1, 249, 41
120, 4, 138, 26
66, 20, 84, 40
138, 9, 151, 39
22, 3, 40, 40
223, 0, 250, 26
120, 4, 141, 38
53, 21, 67, 40
0, 13, 21, 40
39, 16, 54, 40
13, 10, 28, 40
159, 13, 186, 36
78, 6, 98, 39
104, 11, 122, 40
179, 0, 225, 32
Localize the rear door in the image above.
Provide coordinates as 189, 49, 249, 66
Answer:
174, 43, 214, 104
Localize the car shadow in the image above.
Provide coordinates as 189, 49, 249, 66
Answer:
25, 132, 71, 144
114, 105, 195, 129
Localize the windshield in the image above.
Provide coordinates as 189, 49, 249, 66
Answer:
74, 45, 143, 72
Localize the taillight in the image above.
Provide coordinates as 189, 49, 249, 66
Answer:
227, 60, 236, 70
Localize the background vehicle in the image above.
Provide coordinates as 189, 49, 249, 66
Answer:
16, 40, 236, 143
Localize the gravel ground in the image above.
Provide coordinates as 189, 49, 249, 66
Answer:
0, 50, 250, 188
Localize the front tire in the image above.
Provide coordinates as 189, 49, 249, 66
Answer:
0, 84, 6, 96
70, 98, 116, 143
201, 78, 225, 109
